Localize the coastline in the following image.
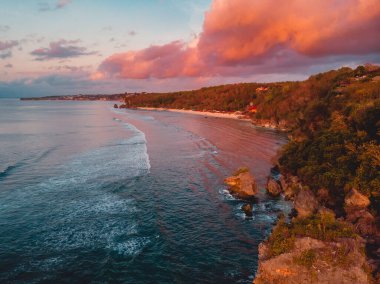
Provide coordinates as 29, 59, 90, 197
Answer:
136, 107, 252, 121
135, 107, 291, 131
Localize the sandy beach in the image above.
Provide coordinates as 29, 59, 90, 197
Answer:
137, 107, 252, 121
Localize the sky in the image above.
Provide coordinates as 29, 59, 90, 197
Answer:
0, 0, 379, 98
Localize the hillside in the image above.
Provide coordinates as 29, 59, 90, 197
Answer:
122, 64, 380, 282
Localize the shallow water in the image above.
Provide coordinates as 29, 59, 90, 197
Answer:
0, 99, 289, 283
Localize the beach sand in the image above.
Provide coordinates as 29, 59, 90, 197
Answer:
137, 107, 251, 121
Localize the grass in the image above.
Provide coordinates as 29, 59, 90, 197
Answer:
291, 213, 356, 241
267, 218, 296, 257
267, 212, 357, 257
293, 249, 317, 268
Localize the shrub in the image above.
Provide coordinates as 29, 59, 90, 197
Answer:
233, 167, 249, 176
267, 218, 295, 257
293, 249, 317, 268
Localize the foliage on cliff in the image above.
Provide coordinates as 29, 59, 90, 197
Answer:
279, 66, 380, 214
123, 64, 380, 214
267, 212, 356, 257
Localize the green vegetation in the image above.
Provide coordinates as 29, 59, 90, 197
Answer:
122, 64, 380, 220
267, 213, 356, 257
267, 217, 296, 257
291, 213, 356, 241
293, 245, 352, 269
293, 249, 317, 268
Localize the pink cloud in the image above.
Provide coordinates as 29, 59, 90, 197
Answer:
98, 41, 203, 79
97, 0, 380, 79
0, 40, 19, 51
56, 0, 72, 9
39, 0, 72, 11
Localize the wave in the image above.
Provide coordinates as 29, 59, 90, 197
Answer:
0, 147, 59, 181
0, 164, 20, 179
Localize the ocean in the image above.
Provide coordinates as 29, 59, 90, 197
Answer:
0, 99, 289, 283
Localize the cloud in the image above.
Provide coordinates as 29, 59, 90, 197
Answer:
0, 25, 10, 33
0, 40, 19, 59
0, 40, 19, 51
98, 41, 199, 79
102, 26, 113, 31
97, 0, 380, 79
31, 40, 96, 60
48, 65, 91, 72
4, 63, 13, 68
128, 30, 137, 36
56, 0, 71, 9
0, 72, 146, 98
39, 0, 72, 12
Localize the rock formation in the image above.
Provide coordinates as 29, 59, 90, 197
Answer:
266, 177, 282, 197
224, 168, 258, 199
254, 237, 370, 284
293, 187, 319, 218
242, 203, 253, 216
344, 188, 371, 210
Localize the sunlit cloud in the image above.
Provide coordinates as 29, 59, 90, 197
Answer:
97, 0, 380, 79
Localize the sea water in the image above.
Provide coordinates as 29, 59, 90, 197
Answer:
0, 99, 289, 283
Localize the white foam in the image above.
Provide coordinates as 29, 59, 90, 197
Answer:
109, 237, 151, 256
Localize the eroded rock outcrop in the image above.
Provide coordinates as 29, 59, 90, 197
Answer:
344, 189, 376, 237
224, 168, 258, 199
266, 177, 282, 197
293, 188, 319, 218
254, 237, 370, 284
345, 188, 371, 210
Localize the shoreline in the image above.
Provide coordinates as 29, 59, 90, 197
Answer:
134, 107, 290, 131
136, 107, 252, 121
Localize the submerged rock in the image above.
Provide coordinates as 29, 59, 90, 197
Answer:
241, 203, 253, 216
224, 168, 258, 200
266, 177, 282, 197
294, 188, 318, 218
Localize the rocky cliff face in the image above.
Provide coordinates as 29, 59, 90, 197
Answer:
254, 173, 378, 283
255, 236, 370, 284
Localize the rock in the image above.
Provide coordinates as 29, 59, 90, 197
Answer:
346, 209, 376, 236
113, 104, 118, 108
345, 188, 370, 210
224, 170, 258, 200
254, 237, 370, 284
317, 188, 330, 204
241, 203, 253, 216
280, 175, 301, 200
283, 184, 299, 200
266, 177, 282, 197
258, 242, 270, 261
294, 188, 318, 218
279, 175, 288, 191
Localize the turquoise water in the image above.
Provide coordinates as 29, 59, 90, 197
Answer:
0, 99, 288, 283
